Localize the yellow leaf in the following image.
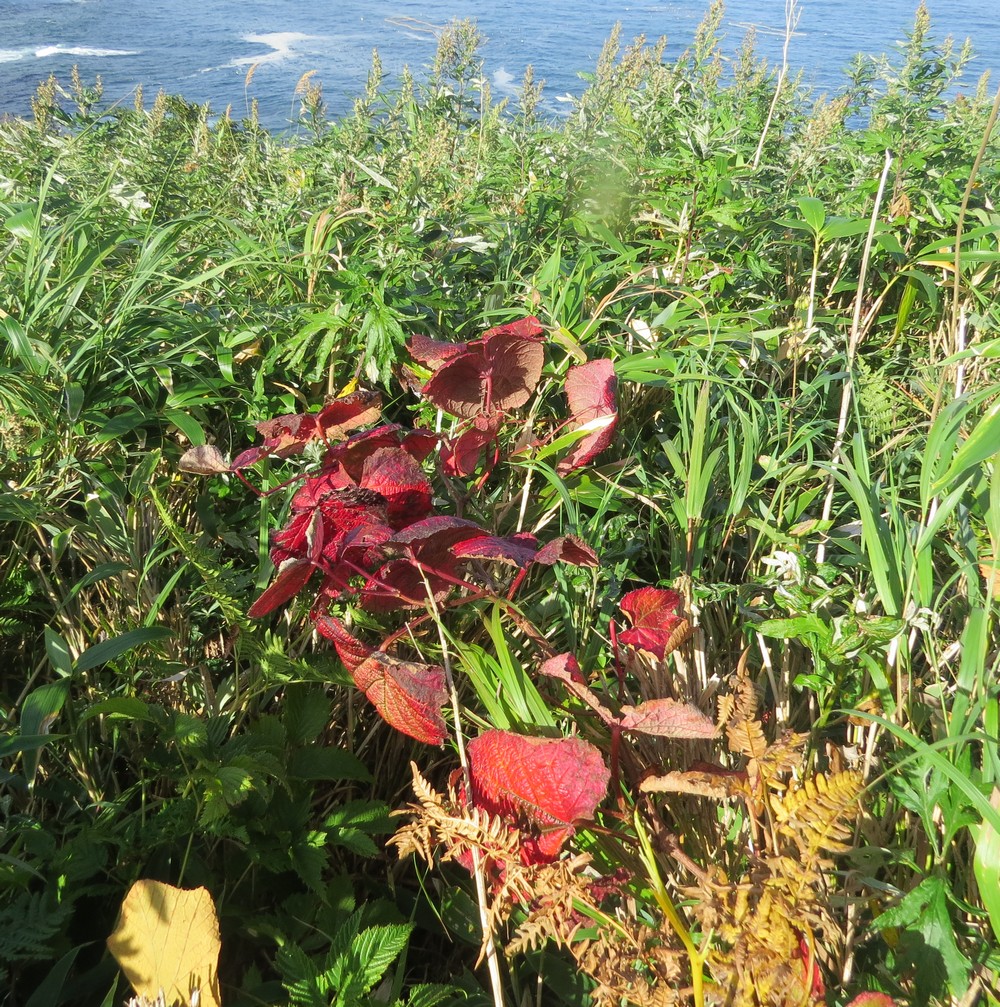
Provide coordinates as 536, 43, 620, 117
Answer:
107, 880, 221, 1007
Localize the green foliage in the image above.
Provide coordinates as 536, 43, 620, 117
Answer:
0, 4, 998, 1004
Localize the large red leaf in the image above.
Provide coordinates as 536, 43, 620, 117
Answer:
247, 559, 314, 618
479, 329, 545, 414
451, 532, 538, 567
617, 699, 718, 739
441, 425, 496, 478
619, 587, 691, 660
407, 334, 467, 371
415, 318, 544, 420
352, 652, 447, 745
467, 730, 609, 861
421, 352, 489, 419
557, 358, 618, 474
359, 447, 433, 528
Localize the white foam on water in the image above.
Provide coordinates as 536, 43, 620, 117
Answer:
0, 49, 29, 63
226, 32, 321, 68
492, 67, 518, 97
34, 45, 139, 58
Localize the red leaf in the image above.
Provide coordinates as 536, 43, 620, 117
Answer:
238, 391, 382, 468
441, 426, 495, 478
619, 587, 690, 660
536, 654, 615, 724
479, 329, 544, 414
360, 447, 433, 528
617, 699, 718, 739
407, 334, 467, 370
845, 996, 895, 1007
537, 653, 586, 685
468, 730, 609, 861
481, 317, 544, 341
352, 652, 447, 745
452, 532, 538, 566
247, 559, 314, 618
557, 358, 618, 474
314, 615, 372, 672
417, 318, 544, 419
421, 351, 488, 419
534, 535, 599, 567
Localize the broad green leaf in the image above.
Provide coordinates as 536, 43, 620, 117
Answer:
974, 790, 1000, 946
288, 746, 371, 782
80, 697, 156, 723
20, 680, 70, 787
75, 627, 174, 672
44, 627, 73, 678
797, 196, 826, 234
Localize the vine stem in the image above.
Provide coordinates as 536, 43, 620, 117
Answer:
416, 562, 506, 1007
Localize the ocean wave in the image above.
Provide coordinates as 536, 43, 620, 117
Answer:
35, 45, 139, 58
0, 49, 28, 64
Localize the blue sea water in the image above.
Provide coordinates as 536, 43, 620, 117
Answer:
0, 0, 996, 130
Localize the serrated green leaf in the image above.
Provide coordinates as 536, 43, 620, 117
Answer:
289, 746, 372, 782
352, 923, 413, 992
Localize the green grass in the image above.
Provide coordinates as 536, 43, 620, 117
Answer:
1, 4, 999, 1005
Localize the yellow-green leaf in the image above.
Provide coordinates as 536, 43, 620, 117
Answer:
107, 880, 221, 1007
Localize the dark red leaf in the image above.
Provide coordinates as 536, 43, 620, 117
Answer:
178, 444, 230, 474
441, 426, 495, 478
407, 334, 467, 371
468, 730, 609, 861
619, 587, 690, 660
481, 317, 544, 341
389, 515, 489, 551
617, 699, 718, 739
239, 391, 382, 468
480, 330, 545, 414
315, 615, 372, 672
359, 559, 452, 612
422, 351, 488, 419
418, 319, 544, 419
359, 447, 433, 528
452, 532, 538, 567
557, 358, 618, 474
230, 445, 270, 471
534, 535, 599, 567
353, 652, 448, 745
247, 559, 314, 618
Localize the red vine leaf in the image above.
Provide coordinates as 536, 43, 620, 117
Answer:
537, 653, 586, 685
619, 587, 691, 660
617, 699, 718, 739
231, 392, 382, 470
314, 615, 372, 672
352, 652, 447, 745
247, 559, 314, 618
360, 447, 433, 528
467, 730, 609, 862
451, 532, 538, 567
414, 318, 544, 420
534, 535, 599, 567
557, 359, 618, 474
